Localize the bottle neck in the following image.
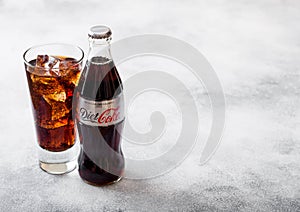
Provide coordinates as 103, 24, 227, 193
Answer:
87, 38, 112, 62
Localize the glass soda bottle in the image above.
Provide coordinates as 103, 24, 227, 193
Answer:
76, 25, 125, 185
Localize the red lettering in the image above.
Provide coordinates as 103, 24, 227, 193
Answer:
98, 107, 120, 124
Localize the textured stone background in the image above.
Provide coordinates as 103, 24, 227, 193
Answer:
0, 0, 300, 211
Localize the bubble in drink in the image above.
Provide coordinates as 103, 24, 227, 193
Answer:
25, 55, 81, 152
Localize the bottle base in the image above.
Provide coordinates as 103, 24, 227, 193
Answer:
39, 160, 77, 175
81, 176, 123, 186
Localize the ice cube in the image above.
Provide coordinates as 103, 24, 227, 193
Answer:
36, 55, 59, 69
58, 60, 81, 86
66, 69, 81, 86
33, 55, 60, 76
37, 94, 69, 128
43, 91, 66, 102
42, 96, 70, 121
51, 103, 69, 121
59, 58, 79, 76
39, 116, 69, 129
30, 74, 64, 95
36, 55, 49, 67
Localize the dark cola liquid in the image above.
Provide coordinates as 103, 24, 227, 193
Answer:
26, 57, 80, 152
77, 56, 124, 185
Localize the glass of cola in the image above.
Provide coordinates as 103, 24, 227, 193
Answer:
23, 44, 84, 174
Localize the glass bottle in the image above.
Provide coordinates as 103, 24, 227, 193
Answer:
76, 25, 125, 186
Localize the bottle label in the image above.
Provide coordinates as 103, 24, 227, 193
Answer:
78, 95, 124, 126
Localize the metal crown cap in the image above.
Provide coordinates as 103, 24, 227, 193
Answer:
88, 25, 112, 39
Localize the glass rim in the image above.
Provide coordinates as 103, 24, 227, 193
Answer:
23, 43, 84, 70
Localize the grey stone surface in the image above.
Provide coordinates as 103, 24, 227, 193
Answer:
0, 0, 300, 211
